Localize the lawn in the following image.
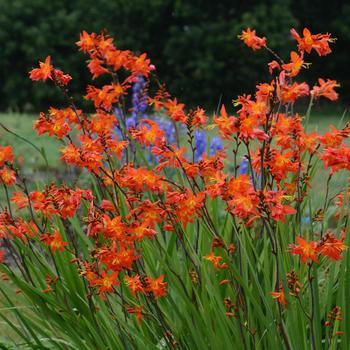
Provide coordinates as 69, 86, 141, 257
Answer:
305, 108, 349, 210
0, 113, 61, 173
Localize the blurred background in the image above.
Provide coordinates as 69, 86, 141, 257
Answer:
0, 0, 349, 113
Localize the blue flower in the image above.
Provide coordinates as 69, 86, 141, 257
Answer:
301, 216, 311, 224
131, 75, 148, 121
194, 130, 207, 162
113, 108, 124, 139
152, 116, 176, 145
125, 115, 137, 129
209, 136, 223, 156
114, 107, 136, 135
114, 107, 123, 121
239, 157, 249, 175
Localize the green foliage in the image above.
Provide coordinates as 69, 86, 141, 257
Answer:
0, 180, 348, 349
0, 109, 348, 349
3, 0, 350, 112
0, 0, 298, 111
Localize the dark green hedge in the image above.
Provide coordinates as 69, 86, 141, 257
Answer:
0, 0, 348, 112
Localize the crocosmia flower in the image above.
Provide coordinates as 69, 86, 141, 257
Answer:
239, 28, 266, 51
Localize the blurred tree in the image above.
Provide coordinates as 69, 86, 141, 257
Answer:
0, 0, 347, 112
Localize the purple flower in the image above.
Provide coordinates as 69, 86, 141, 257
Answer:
239, 157, 249, 175
114, 107, 123, 121
152, 116, 176, 145
194, 130, 207, 162
131, 75, 148, 121
113, 108, 124, 138
209, 136, 223, 156
125, 115, 137, 129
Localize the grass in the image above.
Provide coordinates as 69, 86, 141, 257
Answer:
0, 113, 61, 173
307, 108, 349, 209
0, 113, 91, 203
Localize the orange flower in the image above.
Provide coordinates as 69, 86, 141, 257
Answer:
278, 72, 309, 103
125, 275, 144, 297
318, 233, 347, 261
76, 31, 97, 52
224, 174, 261, 220
0, 168, 16, 186
103, 215, 127, 240
265, 150, 299, 181
263, 191, 297, 223
271, 288, 288, 307
0, 146, 14, 167
29, 56, 53, 81
85, 84, 129, 111
29, 190, 57, 217
130, 119, 165, 146
311, 78, 340, 101
192, 107, 208, 127
79, 261, 97, 283
34, 112, 71, 139
219, 279, 231, 286
290, 28, 335, 56
282, 51, 310, 77
92, 270, 119, 300
127, 304, 144, 325
166, 189, 205, 227
163, 98, 186, 123
239, 28, 266, 51
205, 251, 227, 270
268, 60, 281, 74
100, 199, 116, 212
97, 245, 138, 271
128, 200, 164, 228
238, 115, 268, 142
41, 229, 69, 252
53, 69, 72, 85
289, 236, 318, 264
126, 52, 155, 77
226, 174, 252, 194
60, 143, 83, 168
146, 275, 167, 298
228, 193, 260, 219
213, 105, 238, 139
119, 165, 167, 193
7, 219, 38, 241
11, 192, 29, 209
87, 57, 109, 79
131, 222, 157, 241
320, 125, 346, 147
320, 144, 350, 174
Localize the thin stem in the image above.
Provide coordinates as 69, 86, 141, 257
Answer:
321, 173, 332, 237
308, 263, 317, 350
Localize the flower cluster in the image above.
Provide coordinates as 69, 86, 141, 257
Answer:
289, 233, 347, 263
0, 26, 347, 348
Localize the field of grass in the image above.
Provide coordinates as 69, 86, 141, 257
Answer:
0, 113, 61, 172
306, 108, 348, 210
